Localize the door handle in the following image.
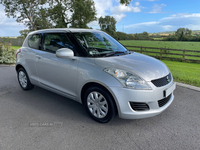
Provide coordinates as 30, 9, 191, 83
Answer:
36, 55, 42, 59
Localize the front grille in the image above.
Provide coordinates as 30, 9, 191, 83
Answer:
130, 102, 149, 111
151, 73, 172, 87
158, 94, 172, 107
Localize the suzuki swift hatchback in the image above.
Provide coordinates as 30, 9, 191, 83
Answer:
16, 28, 176, 123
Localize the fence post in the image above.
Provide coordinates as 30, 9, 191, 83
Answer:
182, 49, 185, 62
140, 46, 143, 53
160, 47, 163, 59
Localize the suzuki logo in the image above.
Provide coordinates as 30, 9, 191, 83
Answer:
166, 76, 170, 83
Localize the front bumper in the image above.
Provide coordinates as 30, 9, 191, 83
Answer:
109, 82, 176, 119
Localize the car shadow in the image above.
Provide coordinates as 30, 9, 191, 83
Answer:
13, 85, 174, 126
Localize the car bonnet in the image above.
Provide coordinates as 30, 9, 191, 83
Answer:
94, 52, 170, 82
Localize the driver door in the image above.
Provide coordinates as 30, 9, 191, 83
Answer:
34, 32, 79, 99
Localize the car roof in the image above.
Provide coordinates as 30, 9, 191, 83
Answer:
29, 28, 101, 35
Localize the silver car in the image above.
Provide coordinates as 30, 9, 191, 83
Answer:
16, 28, 176, 123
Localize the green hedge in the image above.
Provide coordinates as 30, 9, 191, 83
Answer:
0, 43, 16, 64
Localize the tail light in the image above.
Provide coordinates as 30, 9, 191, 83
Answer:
16, 48, 21, 58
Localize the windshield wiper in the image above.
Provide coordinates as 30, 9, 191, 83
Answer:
104, 51, 127, 57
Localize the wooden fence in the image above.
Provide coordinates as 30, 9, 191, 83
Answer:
124, 45, 200, 63
0, 38, 24, 46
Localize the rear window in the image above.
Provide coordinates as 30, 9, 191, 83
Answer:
28, 34, 41, 49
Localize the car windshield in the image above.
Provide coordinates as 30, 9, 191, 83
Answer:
73, 31, 130, 57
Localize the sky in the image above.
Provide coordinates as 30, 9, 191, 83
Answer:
0, 0, 200, 36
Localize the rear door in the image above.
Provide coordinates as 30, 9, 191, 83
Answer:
34, 32, 79, 99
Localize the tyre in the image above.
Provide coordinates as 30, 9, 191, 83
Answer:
84, 86, 117, 123
17, 68, 34, 90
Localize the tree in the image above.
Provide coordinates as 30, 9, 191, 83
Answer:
175, 28, 192, 41
18, 29, 31, 39
115, 32, 134, 40
48, 0, 71, 28
163, 34, 178, 41
120, 0, 132, 5
33, 8, 53, 30
0, 0, 48, 30
70, 0, 96, 28
175, 28, 192, 36
99, 16, 117, 33
48, 0, 96, 28
142, 31, 149, 37
134, 32, 151, 40
1, 0, 96, 30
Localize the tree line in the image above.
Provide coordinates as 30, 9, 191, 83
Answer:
162, 28, 200, 41
130, 28, 200, 41
107, 27, 200, 41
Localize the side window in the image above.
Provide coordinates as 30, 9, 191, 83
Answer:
43, 33, 74, 53
74, 34, 88, 49
28, 34, 41, 49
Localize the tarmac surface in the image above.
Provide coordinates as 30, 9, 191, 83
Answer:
0, 66, 199, 150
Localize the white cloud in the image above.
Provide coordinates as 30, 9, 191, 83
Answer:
159, 13, 200, 26
87, 0, 113, 29
89, 0, 143, 28
162, 25, 173, 31
112, 14, 126, 22
125, 21, 158, 28
109, 3, 141, 23
89, 1, 128, 28
0, 5, 26, 36
124, 13, 200, 33
93, 0, 113, 17
135, 2, 140, 6
185, 24, 200, 30
148, 4, 166, 14
111, 4, 141, 14
87, 21, 99, 26
0, 11, 7, 24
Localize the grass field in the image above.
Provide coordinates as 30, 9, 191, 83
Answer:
162, 60, 200, 87
120, 40, 200, 87
120, 40, 200, 61
11, 46, 20, 50
119, 40, 200, 51
152, 38, 164, 41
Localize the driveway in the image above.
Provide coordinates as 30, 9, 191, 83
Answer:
0, 66, 199, 150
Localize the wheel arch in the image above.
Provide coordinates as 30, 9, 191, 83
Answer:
16, 64, 25, 72
81, 82, 118, 114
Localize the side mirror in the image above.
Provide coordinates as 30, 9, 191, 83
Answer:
56, 48, 74, 58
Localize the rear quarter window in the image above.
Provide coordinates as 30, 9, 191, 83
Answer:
28, 34, 41, 49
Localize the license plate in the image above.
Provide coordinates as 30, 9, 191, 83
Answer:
164, 82, 176, 98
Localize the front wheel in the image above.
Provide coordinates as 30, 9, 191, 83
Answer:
17, 68, 34, 91
84, 86, 117, 123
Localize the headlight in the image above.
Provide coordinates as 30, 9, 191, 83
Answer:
103, 68, 152, 90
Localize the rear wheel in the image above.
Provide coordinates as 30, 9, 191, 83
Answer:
84, 86, 116, 123
17, 68, 34, 90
